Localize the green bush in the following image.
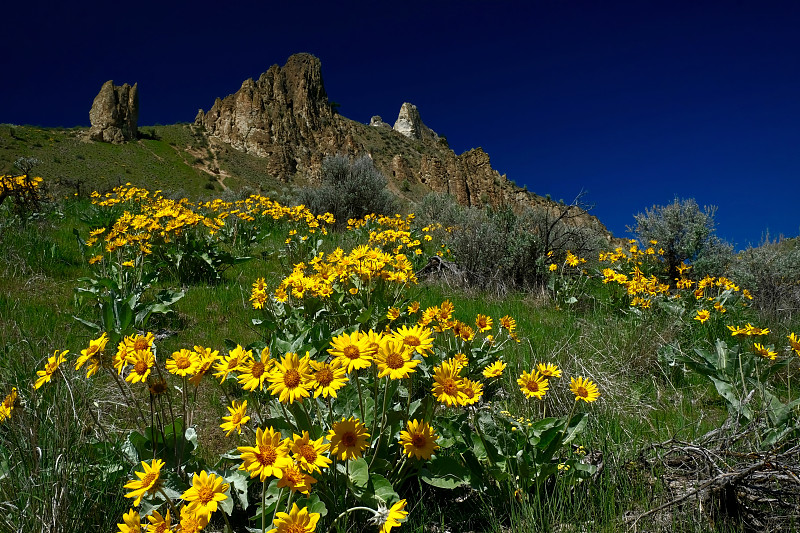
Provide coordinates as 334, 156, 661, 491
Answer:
730, 236, 800, 319
296, 155, 396, 226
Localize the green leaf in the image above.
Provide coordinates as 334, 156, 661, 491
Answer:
420, 456, 469, 489
348, 457, 369, 489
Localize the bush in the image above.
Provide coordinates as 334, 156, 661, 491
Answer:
630, 197, 732, 280
730, 236, 800, 320
296, 155, 396, 226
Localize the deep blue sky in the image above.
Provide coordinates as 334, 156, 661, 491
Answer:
4, 0, 799, 248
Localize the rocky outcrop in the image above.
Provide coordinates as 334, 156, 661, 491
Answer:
369, 116, 391, 129
393, 103, 438, 142
198, 53, 358, 181
89, 80, 138, 143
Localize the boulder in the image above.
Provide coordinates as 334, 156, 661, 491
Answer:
89, 80, 138, 143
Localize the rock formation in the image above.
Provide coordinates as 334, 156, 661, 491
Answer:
393, 103, 438, 142
194, 53, 612, 237
89, 80, 139, 143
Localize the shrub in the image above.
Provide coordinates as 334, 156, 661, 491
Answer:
630, 197, 732, 280
296, 155, 396, 227
730, 236, 800, 320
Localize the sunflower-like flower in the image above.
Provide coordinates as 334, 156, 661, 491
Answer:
290, 431, 332, 473
694, 309, 710, 324
237, 347, 273, 391
125, 349, 155, 384
328, 331, 376, 373
117, 508, 143, 533
145, 510, 171, 533
309, 359, 348, 398
375, 338, 420, 380
570, 376, 600, 403
475, 314, 493, 332
267, 352, 313, 404
166, 348, 199, 377
788, 332, 800, 356
74, 332, 109, 378
753, 343, 777, 361
391, 325, 435, 357
399, 419, 439, 460
277, 462, 317, 494
213, 344, 253, 383
0, 388, 18, 423
178, 505, 209, 533
238, 426, 292, 482
459, 378, 483, 406
432, 361, 466, 407
123, 458, 164, 506
482, 360, 506, 378
371, 499, 408, 533
268, 502, 320, 533
124, 332, 155, 353
181, 470, 229, 521
220, 400, 250, 437
189, 345, 217, 386
518, 370, 549, 400
536, 362, 562, 378
327, 417, 370, 461
34, 350, 68, 389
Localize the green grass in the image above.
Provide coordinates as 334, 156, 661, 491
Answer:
1, 193, 798, 532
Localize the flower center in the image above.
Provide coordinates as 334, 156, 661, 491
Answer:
385, 352, 405, 369
231, 412, 242, 424
197, 486, 214, 505
85, 345, 99, 357
134, 338, 149, 351
442, 379, 459, 395
141, 471, 158, 489
250, 361, 265, 378
134, 360, 148, 374
463, 387, 475, 399
341, 431, 357, 448
343, 345, 360, 360
285, 524, 306, 533
411, 434, 426, 448
176, 356, 191, 369
257, 446, 277, 466
315, 368, 333, 386
299, 444, 317, 463
576, 386, 588, 398
284, 369, 301, 388
527, 381, 540, 392
403, 335, 420, 347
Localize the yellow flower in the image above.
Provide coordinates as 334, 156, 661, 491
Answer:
178, 505, 209, 533
432, 361, 466, 407
166, 348, 199, 377
391, 325, 435, 357
475, 314, 493, 332
328, 331, 375, 373
0, 388, 18, 423
34, 350, 68, 389
450, 352, 469, 369
483, 360, 506, 378
713, 302, 726, 313
290, 431, 332, 473
145, 510, 171, 533
327, 417, 370, 461
125, 349, 155, 384
518, 370, 549, 400
123, 459, 164, 506
189, 345, 218, 386
548, 263, 558, 272
75, 333, 109, 378
399, 419, 439, 460
117, 508, 143, 533
499, 315, 517, 333
375, 338, 420, 380
181, 470, 229, 521
237, 347, 273, 391
570, 376, 600, 402
459, 378, 483, 406
375, 499, 408, 533
694, 309, 711, 324
214, 344, 253, 383
753, 343, 777, 361
124, 332, 155, 353
407, 301, 420, 314
277, 462, 316, 494
267, 352, 313, 404
220, 400, 250, 437
268, 502, 320, 533
536, 362, 562, 378
238, 426, 292, 482
387, 307, 401, 321
789, 332, 800, 355
309, 359, 348, 398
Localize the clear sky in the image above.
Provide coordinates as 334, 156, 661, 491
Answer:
3, 0, 799, 248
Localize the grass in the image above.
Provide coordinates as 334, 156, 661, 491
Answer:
1, 186, 799, 532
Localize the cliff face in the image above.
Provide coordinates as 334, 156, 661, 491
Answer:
89, 80, 139, 143
196, 53, 611, 235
